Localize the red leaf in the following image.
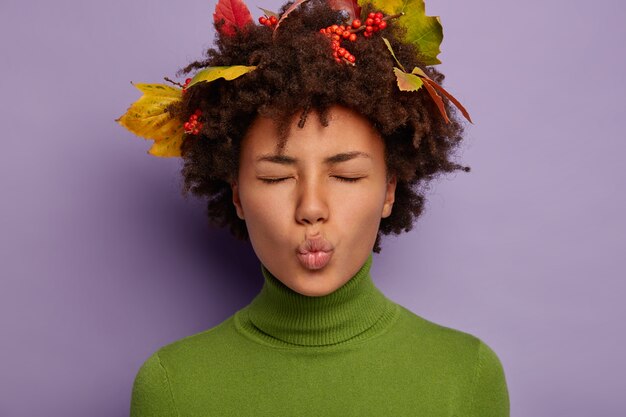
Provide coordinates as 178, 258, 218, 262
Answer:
328, 0, 362, 21
422, 80, 450, 124
423, 79, 473, 124
213, 0, 253, 37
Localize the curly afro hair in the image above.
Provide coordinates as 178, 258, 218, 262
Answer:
168, 0, 471, 253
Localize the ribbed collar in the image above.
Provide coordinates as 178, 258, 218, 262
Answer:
235, 253, 399, 347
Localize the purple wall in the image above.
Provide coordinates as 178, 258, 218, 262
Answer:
1, 0, 624, 416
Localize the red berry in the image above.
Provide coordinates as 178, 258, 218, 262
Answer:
339, 25, 346, 31
320, 28, 326, 34
378, 21, 387, 30
190, 115, 198, 122
332, 34, 340, 41
375, 12, 384, 19
368, 12, 375, 19
335, 27, 343, 35
366, 25, 374, 32
333, 51, 339, 58
259, 16, 267, 24
372, 25, 379, 32
342, 30, 350, 38
352, 19, 361, 29
331, 24, 339, 31
366, 18, 374, 26
184, 122, 190, 129
185, 78, 192, 84
374, 18, 381, 25
348, 55, 356, 63
335, 57, 342, 64
269, 16, 278, 25
331, 40, 340, 49
363, 31, 372, 38
338, 47, 346, 55
349, 33, 357, 42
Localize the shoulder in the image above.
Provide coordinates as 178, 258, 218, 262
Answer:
133, 313, 242, 382
392, 304, 508, 383
393, 304, 486, 355
393, 305, 510, 416
151, 314, 240, 366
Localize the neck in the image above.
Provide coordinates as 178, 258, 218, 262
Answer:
236, 253, 399, 347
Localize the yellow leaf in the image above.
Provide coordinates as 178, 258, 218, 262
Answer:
188, 65, 257, 88
393, 67, 424, 91
116, 83, 185, 157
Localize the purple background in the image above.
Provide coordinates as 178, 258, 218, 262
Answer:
1, 0, 624, 416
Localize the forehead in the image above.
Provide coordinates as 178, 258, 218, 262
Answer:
240, 106, 384, 162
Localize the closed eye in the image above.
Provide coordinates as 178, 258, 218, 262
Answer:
258, 177, 291, 184
258, 176, 364, 184
333, 176, 363, 183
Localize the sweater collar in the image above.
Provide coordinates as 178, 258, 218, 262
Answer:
241, 253, 398, 347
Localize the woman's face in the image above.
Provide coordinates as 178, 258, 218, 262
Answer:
231, 105, 396, 297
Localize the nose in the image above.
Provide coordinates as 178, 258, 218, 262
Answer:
295, 176, 329, 226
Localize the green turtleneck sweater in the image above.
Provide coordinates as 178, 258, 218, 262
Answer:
130, 253, 510, 416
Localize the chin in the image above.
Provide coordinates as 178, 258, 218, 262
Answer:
295, 284, 336, 297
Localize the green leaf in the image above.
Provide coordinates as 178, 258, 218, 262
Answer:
365, 0, 443, 65
393, 67, 424, 91
382, 37, 406, 72
187, 65, 257, 88
258, 6, 279, 18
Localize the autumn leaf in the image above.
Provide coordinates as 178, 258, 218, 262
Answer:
366, 0, 443, 65
115, 83, 185, 158
187, 65, 258, 88
421, 78, 471, 122
393, 67, 424, 91
328, 0, 362, 22
421, 80, 449, 123
258, 6, 279, 18
409, 67, 472, 123
213, 0, 254, 37
274, 0, 310, 34
382, 37, 406, 72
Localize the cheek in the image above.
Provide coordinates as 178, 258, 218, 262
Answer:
330, 186, 385, 229
240, 186, 291, 240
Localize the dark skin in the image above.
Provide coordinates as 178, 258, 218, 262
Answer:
168, 0, 470, 253
230, 105, 397, 296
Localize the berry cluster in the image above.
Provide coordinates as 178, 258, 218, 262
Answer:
182, 77, 192, 96
362, 11, 387, 38
258, 15, 278, 27
319, 11, 388, 65
319, 23, 358, 64
184, 109, 203, 135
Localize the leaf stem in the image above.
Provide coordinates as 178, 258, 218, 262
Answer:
164, 77, 184, 88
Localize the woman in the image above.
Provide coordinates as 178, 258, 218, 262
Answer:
118, 0, 510, 415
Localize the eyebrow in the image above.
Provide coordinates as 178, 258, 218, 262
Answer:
255, 151, 372, 165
